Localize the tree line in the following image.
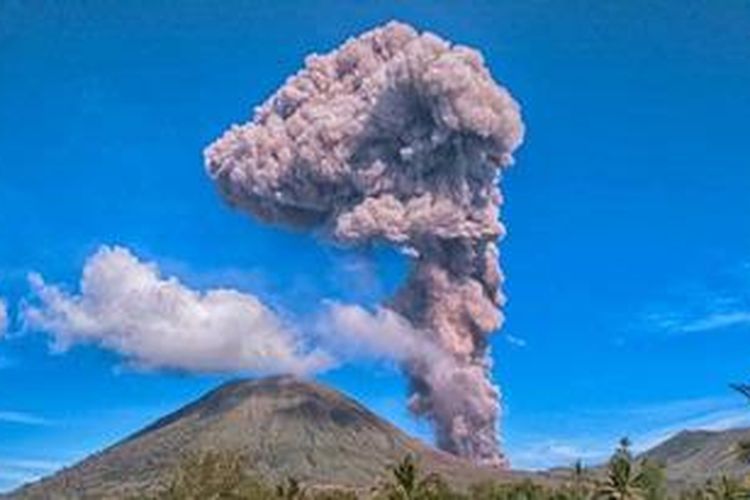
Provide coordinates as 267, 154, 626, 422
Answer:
138, 436, 750, 500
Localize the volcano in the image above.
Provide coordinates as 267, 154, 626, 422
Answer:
8, 376, 515, 498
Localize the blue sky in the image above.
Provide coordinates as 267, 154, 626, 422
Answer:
1, 0, 750, 491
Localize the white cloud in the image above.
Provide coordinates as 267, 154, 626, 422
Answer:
510, 440, 607, 470
645, 308, 750, 335
633, 400, 750, 452
507, 395, 750, 470
22, 246, 332, 375
640, 262, 750, 335
0, 298, 7, 337
0, 410, 51, 426
0, 457, 62, 490
677, 311, 750, 333
315, 302, 443, 363
505, 334, 527, 348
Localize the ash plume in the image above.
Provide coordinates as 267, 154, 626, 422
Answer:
204, 21, 524, 465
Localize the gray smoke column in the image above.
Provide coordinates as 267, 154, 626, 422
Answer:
204, 21, 524, 465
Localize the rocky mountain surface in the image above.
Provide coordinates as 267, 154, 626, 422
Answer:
641, 427, 750, 485
6, 376, 517, 498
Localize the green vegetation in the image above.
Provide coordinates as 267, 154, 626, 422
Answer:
595, 437, 667, 500
144, 451, 360, 500
375, 454, 459, 500
150, 450, 275, 499
140, 437, 750, 500
19, 380, 750, 499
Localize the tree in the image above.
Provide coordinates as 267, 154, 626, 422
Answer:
570, 459, 590, 500
729, 384, 750, 402
704, 475, 748, 500
637, 459, 666, 500
380, 455, 450, 500
596, 438, 645, 500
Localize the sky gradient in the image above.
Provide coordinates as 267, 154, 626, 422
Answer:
1, 0, 749, 491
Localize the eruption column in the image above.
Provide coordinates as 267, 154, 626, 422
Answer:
204, 21, 524, 465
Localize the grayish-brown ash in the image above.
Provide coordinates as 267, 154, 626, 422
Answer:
204, 21, 524, 466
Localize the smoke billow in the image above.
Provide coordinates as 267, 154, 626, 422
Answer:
205, 21, 524, 465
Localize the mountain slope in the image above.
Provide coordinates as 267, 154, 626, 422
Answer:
7, 376, 513, 498
641, 427, 750, 484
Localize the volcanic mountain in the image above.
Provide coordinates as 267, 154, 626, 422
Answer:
7, 376, 516, 498
640, 427, 750, 485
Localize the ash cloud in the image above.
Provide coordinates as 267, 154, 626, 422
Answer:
22, 246, 331, 374
205, 21, 524, 465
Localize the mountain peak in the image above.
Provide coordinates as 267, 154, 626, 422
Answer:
127, 375, 398, 443
8, 376, 505, 498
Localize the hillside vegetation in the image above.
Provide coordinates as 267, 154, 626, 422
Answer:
7, 377, 750, 499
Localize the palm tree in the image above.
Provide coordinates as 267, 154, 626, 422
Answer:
391, 455, 418, 498
381, 455, 445, 500
596, 438, 645, 500
573, 459, 586, 480
619, 438, 633, 458
571, 459, 589, 500
730, 384, 750, 402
